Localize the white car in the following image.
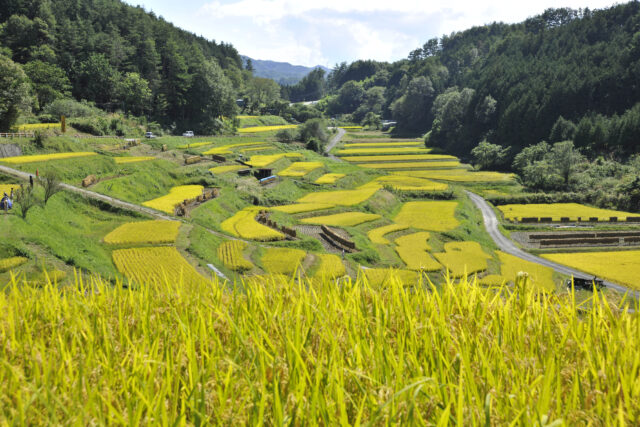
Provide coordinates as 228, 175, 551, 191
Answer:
145, 131, 155, 138
182, 131, 194, 137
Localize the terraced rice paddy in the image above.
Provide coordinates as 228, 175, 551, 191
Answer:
395, 169, 515, 182
221, 207, 284, 241
367, 224, 408, 244
202, 142, 266, 155
361, 175, 448, 191
495, 251, 556, 291
395, 232, 441, 271
271, 203, 334, 214
177, 141, 212, 149
301, 212, 381, 227
297, 187, 379, 206
498, 203, 637, 222
15, 123, 60, 131
238, 125, 297, 133
209, 165, 244, 174
342, 154, 456, 162
0, 184, 19, 195
103, 220, 180, 245
217, 241, 253, 272
244, 153, 303, 167
314, 173, 345, 184
362, 268, 418, 286
542, 250, 640, 289
261, 248, 306, 275
433, 242, 491, 277
359, 161, 463, 170
343, 142, 424, 148
0, 152, 97, 164
113, 156, 155, 164
142, 185, 203, 214
277, 161, 324, 177
112, 246, 207, 286
394, 201, 460, 231
313, 254, 346, 279
336, 147, 432, 156
0, 256, 28, 272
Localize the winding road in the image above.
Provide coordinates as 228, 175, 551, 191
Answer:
466, 190, 638, 296
324, 127, 346, 161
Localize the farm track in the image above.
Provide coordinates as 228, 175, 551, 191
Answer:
466, 190, 639, 296
324, 128, 346, 161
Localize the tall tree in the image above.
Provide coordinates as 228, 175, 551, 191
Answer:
0, 55, 33, 130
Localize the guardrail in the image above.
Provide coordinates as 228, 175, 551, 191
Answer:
0, 132, 34, 138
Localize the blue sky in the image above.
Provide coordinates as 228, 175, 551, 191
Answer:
125, 0, 620, 67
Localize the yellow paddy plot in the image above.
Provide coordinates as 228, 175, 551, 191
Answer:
301, 212, 380, 227
497, 251, 555, 291
217, 241, 253, 272
361, 175, 448, 191
0, 256, 28, 272
314, 173, 345, 184
343, 154, 456, 162
368, 224, 408, 245
261, 248, 306, 275
114, 156, 155, 164
277, 161, 324, 177
339, 126, 363, 130
104, 220, 180, 245
271, 203, 334, 214
177, 141, 212, 149
142, 185, 203, 214
0, 152, 97, 164
209, 165, 244, 174
238, 125, 297, 133
542, 250, 640, 290
394, 201, 460, 232
343, 141, 425, 148
498, 203, 636, 222
15, 122, 60, 131
313, 254, 346, 279
360, 161, 463, 170
395, 232, 441, 271
362, 268, 419, 287
240, 146, 272, 153
112, 246, 207, 286
221, 207, 284, 241
202, 142, 266, 155
395, 169, 515, 182
236, 115, 258, 119
337, 147, 432, 156
434, 242, 491, 277
0, 184, 19, 195
297, 187, 379, 206
245, 153, 303, 167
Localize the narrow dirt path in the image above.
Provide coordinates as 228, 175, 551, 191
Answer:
324, 128, 346, 161
465, 190, 638, 296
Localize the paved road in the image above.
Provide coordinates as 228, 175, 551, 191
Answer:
324, 127, 346, 161
465, 190, 638, 296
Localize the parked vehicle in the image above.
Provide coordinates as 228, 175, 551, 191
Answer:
145, 132, 155, 138
182, 131, 194, 137
565, 277, 604, 290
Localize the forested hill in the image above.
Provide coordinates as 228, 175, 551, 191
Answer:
324, 2, 640, 157
0, 0, 244, 132
241, 56, 330, 85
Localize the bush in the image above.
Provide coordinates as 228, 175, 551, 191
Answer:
37, 114, 58, 123
299, 118, 328, 144
276, 128, 297, 143
69, 117, 109, 135
43, 99, 102, 118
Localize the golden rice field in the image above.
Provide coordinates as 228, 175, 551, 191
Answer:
112, 246, 207, 286
361, 175, 449, 191
359, 161, 463, 170
336, 147, 432, 156
113, 156, 155, 164
217, 241, 253, 272
221, 207, 284, 241
361, 267, 418, 286
142, 185, 203, 214
394, 201, 460, 231
301, 212, 381, 227
367, 223, 408, 244
236, 115, 258, 119
312, 254, 346, 279
433, 241, 492, 278
202, 142, 266, 155
2, 272, 639, 424
297, 187, 378, 206
209, 165, 244, 174
277, 161, 324, 177
261, 247, 306, 275
395, 232, 442, 271
238, 125, 297, 133
103, 220, 180, 245
496, 251, 556, 291
177, 141, 212, 149
314, 173, 345, 184
240, 146, 272, 153
271, 203, 334, 214
342, 154, 456, 162
395, 169, 514, 182
0, 183, 19, 195
343, 141, 425, 148
0, 152, 97, 164
498, 203, 636, 222
15, 122, 61, 131
542, 250, 640, 290
245, 153, 303, 167
0, 256, 28, 272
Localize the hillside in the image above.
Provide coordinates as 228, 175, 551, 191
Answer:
242, 55, 330, 85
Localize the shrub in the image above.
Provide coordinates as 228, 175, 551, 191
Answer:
275, 128, 297, 143
43, 98, 102, 118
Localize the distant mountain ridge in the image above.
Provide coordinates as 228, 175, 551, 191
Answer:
241, 56, 330, 85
